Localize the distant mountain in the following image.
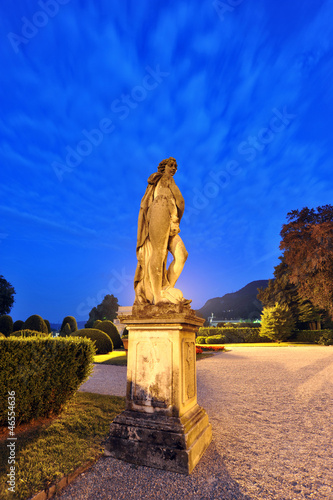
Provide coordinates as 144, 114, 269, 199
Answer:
196, 280, 269, 321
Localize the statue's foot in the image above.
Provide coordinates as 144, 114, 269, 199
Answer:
157, 286, 191, 305
181, 298, 192, 306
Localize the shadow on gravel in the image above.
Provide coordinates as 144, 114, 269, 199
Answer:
191, 441, 253, 499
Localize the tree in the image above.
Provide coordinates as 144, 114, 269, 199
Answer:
257, 256, 326, 329
0, 315, 13, 337
280, 205, 333, 319
260, 303, 295, 342
85, 294, 119, 328
0, 275, 15, 316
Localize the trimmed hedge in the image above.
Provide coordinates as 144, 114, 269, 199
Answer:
10, 329, 50, 338
13, 320, 24, 332
295, 329, 333, 345
205, 335, 225, 344
93, 320, 122, 349
72, 328, 113, 354
318, 330, 333, 345
197, 327, 271, 343
0, 337, 95, 425
24, 314, 48, 333
295, 330, 323, 343
0, 314, 13, 337
216, 322, 260, 328
60, 316, 77, 333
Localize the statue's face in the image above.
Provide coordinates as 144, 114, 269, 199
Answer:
165, 159, 177, 176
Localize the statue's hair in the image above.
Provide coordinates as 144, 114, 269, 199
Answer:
157, 157, 177, 173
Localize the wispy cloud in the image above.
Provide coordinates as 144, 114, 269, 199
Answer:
1, 0, 333, 319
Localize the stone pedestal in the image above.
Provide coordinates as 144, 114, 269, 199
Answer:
104, 305, 212, 474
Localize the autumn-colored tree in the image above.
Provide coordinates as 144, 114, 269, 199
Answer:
258, 256, 326, 329
280, 205, 333, 319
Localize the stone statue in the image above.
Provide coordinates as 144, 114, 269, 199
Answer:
134, 157, 191, 306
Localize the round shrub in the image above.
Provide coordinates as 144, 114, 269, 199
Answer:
44, 319, 51, 333
72, 328, 113, 354
196, 336, 206, 344
11, 329, 50, 338
13, 320, 25, 332
93, 320, 122, 349
58, 323, 72, 337
0, 315, 13, 337
60, 316, 77, 333
0, 333, 5, 338
24, 315, 48, 333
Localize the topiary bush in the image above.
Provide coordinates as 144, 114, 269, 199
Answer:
72, 328, 113, 354
10, 329, 50, 338
196, 336, 206, 344
0, 333, 5, 338
0, 314, 13, 337
60, 316, 77, 333
13, 319, 24, 332
0, 336, 95, 425
44, 319, 52, 333
93, 320, 122, 349
58, 323, 72, 337
24, 314, 48, 333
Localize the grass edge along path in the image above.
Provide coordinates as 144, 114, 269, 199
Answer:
0, 392, 125, 500
94, 349, 221, 365
94, 350, 127, 365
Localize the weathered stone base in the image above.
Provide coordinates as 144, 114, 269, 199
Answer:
104, 404, 212, 474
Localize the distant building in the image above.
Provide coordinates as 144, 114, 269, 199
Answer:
208, 313, 241, 326
207, 313, 260, 326
114, 306, 132, 334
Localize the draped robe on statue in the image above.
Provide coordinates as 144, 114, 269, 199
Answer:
134, 172, 184, 304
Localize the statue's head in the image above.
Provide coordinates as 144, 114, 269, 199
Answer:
158, 157, 177, 174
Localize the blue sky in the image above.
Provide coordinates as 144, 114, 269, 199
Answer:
1, 0, 333, 322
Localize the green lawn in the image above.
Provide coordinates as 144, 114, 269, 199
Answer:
94, 350, 127, 365
0, 392, 125, 500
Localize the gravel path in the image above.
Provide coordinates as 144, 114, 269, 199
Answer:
59, 346, 333, 500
